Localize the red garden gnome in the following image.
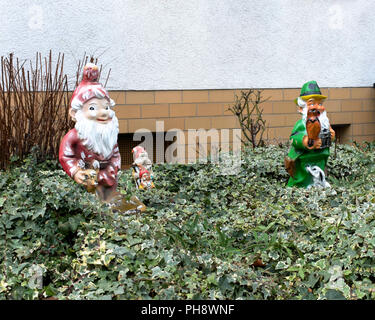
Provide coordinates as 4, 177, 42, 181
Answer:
59, 63, 121, 201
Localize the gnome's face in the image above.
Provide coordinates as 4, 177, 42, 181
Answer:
305, 98, 330, 132
306, 98, 322, 122
306, 98, 325, 114
70, 97, 114, 124
300, 98, 324, 121
82, 97, 114, 124
70, 97, 119, 159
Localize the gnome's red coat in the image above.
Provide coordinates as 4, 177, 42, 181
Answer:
59, 128, 121, 188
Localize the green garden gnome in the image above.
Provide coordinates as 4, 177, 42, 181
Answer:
284, 81, 335, 188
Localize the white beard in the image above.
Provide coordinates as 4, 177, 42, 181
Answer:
134, 152, 152, 171
75, 110, 119, 159
319, 110, 330, 132
301, 107, 308, 123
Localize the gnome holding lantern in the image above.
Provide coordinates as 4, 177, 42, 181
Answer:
284, 81, 335, 188
59, 63, 121, 201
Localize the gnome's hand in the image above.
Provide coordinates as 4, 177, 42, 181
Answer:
313, 138, 322, 149
330, 127, 335, 141
303, 136, 322, 150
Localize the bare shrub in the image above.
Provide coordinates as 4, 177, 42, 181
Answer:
227, 89, 269, 148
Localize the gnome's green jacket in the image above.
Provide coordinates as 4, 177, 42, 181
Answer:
287, 119, 330, 187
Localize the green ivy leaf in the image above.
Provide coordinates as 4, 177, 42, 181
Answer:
325, 289, 346, 300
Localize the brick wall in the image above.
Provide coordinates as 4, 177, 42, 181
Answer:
111, 87, 375, 163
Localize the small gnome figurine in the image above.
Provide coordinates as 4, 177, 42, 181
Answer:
131, 146, 155, 189
138, 168, 155, 190
59, 63, 121, 201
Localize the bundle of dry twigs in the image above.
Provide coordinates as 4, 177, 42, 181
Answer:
0, 51, 110, 170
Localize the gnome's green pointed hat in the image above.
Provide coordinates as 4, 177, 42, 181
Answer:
294, 80, 327, 105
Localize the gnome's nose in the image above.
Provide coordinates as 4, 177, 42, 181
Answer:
96, 110, 110, 122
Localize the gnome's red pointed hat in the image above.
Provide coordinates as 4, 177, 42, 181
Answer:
70, 63, 114, 110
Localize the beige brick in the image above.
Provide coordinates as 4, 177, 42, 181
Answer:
283, 89, 300, 101
329, 88, 351, 100
142, 104, 169, 118
185, 130, 221, 145
114, 105, 141, 119
273, 101, 298, 114
211, 116, 239, 129
361, 123, 375, 135
109, 91, 126, 104
209, 90, 235, 103
197, 103, 223, 116
352, 124, 363, 136
163, 118, 185, 131
341, 100, 363, 112
118, 119, 128, 133
128, 119, 156, 132
126, 91, 154, 104
320, 88, 329, 98
362, 99, 375, 111
265, 128, 290, 144
264, 127, 276, 141
285, 113, 301, 126
330, 112, 353, 124
233, 89, 245, 98
351, 87, 375, 99
263, 114, 287, 127
233, 89, 259, 100
170, 103, 196, 117
182, 90, 209, 103
185, 117, 212, 130
324, 100, 341, 113
353, 112, 375, 124
223, 104, 235, 116
262, 89, 283, 101
224, 100, 273, 116
155, 91, 182, 103
339, 135, 353, 144
260, 101, 273, 114
274, 127, 294, 139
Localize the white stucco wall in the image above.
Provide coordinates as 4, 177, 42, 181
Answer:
0, 0, 374, 90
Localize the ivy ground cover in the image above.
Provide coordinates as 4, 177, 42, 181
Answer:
1, 143, 375, 300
